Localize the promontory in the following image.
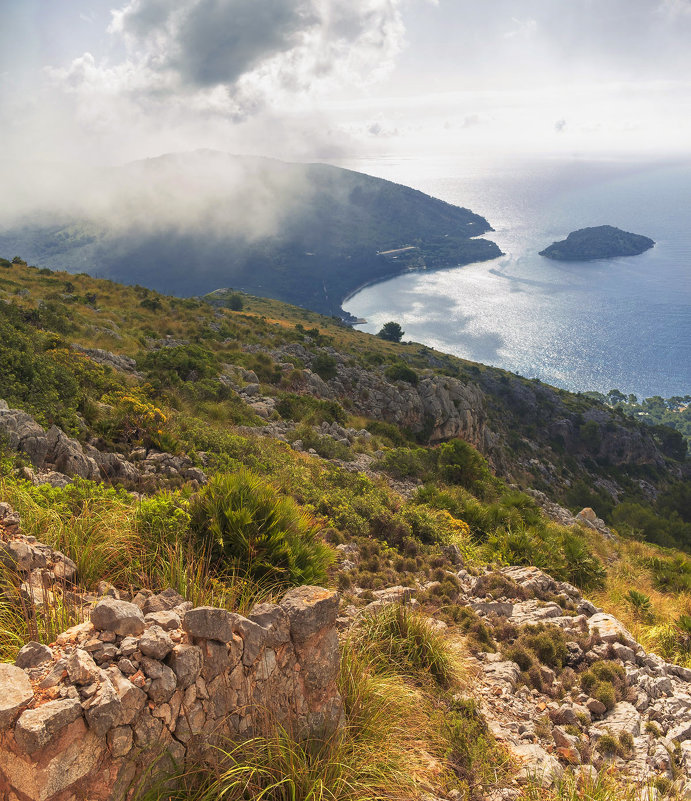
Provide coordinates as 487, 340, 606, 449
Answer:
539, 225, 655, 261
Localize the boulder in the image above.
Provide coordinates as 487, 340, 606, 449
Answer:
139, 625, 174, 660
15, 699, 83, 753
107, 724, 133, 758
0, 540, 32, 572
587, 613, 636, 647
595, 702, 641, 738
249, 603, 291, 647
0, 663, 34, 728
15, 641, 53, 670
513, 742, 563, 786
83, 675, 123, 736
141, 657, 177, 704
183, 606, 237, 642
142, 588, 185, 615
280, 586, 340, 642
66, 649, 100, 685
105, 667, 146, 725
45, 425, 100, 480
145, 610, 181, 631
167, 644, 203, 688
91, 598, 145, 636
0, 405, 49, 466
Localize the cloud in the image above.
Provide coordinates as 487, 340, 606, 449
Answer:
57, 0, 408, 122
502, 17, 537, 40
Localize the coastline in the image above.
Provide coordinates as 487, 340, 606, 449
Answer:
339, 251, 504, 323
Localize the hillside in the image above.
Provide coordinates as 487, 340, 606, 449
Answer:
1, 258, 691, 800
0, 152, 501, 318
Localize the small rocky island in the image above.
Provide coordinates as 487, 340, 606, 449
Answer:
539, 225, 655, 261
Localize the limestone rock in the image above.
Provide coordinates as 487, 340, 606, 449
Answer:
45, 425, 100, 481
513, 742, 563, 786
280, 586, 339, 642
15, 641, 52, 670
167, 644, 203, 689
66, 649, 100, 685
91, 597, 145, 636
139, 625, 174, 660
183, 606, 237, 642
587, 612, 636, 646
141, 657, 177, 704
15, 699, 83, 753
0, 663, 34, 728
105, 667, 146, 725
249, 603, 291, 647
0, 540, 32, 572
0, 405, 49, 466
107, 724, 133, 758
145, 610, 181, 631
595, 702, 641, 738
83, 675, 123, 736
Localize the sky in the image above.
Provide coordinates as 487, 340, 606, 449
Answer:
1, 0, 691, 168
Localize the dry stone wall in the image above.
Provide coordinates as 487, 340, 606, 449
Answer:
0, 586, 342, 801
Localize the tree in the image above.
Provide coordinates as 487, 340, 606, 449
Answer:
377, 321, 404, 342
227, 293, 244, 311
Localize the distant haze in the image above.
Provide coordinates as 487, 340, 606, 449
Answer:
1, 1, 690, 261
2, 1, 691, 171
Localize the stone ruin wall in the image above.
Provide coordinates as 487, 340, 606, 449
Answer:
0, 586, 343, 801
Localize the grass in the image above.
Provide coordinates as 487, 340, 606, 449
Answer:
517, 766, 648, 801
134, 629, 456, 801
0, 475, 273, 661
0, 567, 86, 660
349, 604, 461, 689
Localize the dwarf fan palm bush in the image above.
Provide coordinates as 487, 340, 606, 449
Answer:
189, 471, 333, 588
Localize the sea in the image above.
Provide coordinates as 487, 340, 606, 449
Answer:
338, 154, 691, 400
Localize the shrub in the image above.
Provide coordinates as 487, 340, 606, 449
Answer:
188, 471, 334, 587
596, 732, 619, 756
438, 438, 496, 493
592, 680, 616, 711
226, 293, 244, 311
504, 624, 568, 671
560, 532, 606, 590
139, 344, 219, 386
444, 697, 512, 798
311, 352, 338, 381
275, 394, 346, 426
625, 588, 653, 620
385, 363, 418, 385
580, 661, 626, 710
97, 391, 170, 450
376, 447, 437, 481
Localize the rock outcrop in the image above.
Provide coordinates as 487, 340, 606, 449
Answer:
0, 400, 207, 490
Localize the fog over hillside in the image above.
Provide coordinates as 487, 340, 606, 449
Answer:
0, 150, 500, 315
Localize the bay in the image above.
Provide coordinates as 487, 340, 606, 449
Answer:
339, 155, 691, 399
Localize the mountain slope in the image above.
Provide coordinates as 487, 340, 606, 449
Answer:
0, 152, 501, 317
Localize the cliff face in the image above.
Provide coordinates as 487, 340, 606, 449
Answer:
265, 343, 676, 495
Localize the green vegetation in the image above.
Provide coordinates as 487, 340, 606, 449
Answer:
189, 471, 334, 588
377, 321, 404, 343
584, 389, 691, 451
2, 258, 691, 799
